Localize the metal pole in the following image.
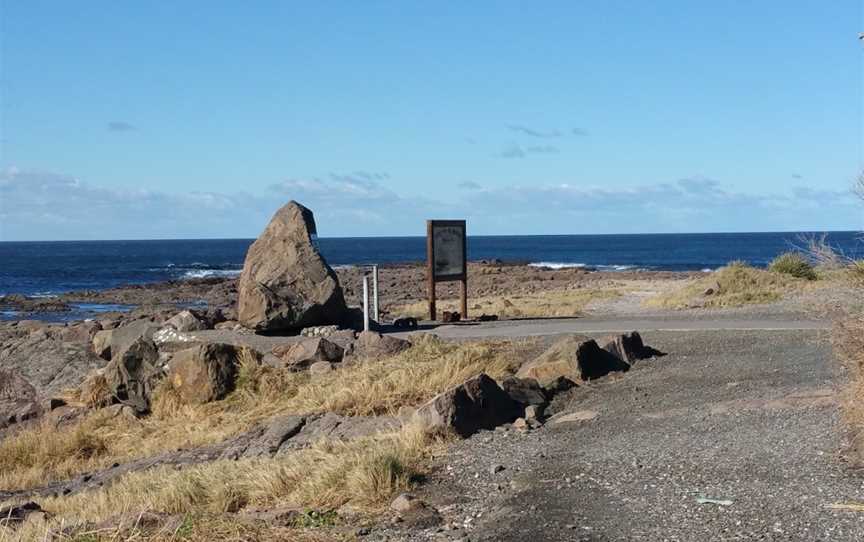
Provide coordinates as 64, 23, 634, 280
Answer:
362, 275, 370, 332
372, 264, 379, 323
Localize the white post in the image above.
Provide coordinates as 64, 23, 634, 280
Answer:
372, 264, 379, 323
362, 275, 370, 332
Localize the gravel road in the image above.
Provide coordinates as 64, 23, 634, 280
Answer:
376, 329, 864, 541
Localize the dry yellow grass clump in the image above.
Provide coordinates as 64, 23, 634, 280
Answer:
394, 287, 621, 319
645, 261, 810, 309
3, 423, 444, 541
0, 335, 524, 492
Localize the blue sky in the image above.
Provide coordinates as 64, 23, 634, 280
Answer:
1, 1, 862, 240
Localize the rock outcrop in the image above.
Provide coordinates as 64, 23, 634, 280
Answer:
238, 201, 348, 332
516, 335, 630, 384
413, 373, 521, 437
272, 337, 344, 370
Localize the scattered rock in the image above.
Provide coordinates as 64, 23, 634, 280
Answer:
542, 376, 577, 396
549, 409, 599, 425
600, 331, 665, 365
500, 376, 547, 406
300, 325, 340, 337
524, 404, 545, 421
0, 501, 45, 528
344, 331, 411, 363
99, 333, 161, 413
164, 310, 207, 332
512, 417, 529, 430
309, 361, 334, 375
517, 335, 629, 384
237, 201, 349, 332
272, 337, 344, 370
442, 311, 461, 323
167, 343, 240, 404
393, 317, 418, 329
414, 373, 522, 437
391, 493, 425, 513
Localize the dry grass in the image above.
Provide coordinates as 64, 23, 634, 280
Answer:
645, 261, 810, 309
833, 316, 864, 461
0, 336, 524, 492
3, 424, 443, 541
394, 287, 621, 319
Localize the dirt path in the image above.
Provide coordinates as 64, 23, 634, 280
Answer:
380, 329, 864, 541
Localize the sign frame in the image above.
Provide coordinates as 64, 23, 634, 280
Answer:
426, 219, 468, 321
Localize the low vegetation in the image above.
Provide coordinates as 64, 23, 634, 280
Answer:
0, 335, 527, 492
646, 260, 809, 309
767, 251, 817, 280
4, 423, 443, 541
393, 287, 621, 319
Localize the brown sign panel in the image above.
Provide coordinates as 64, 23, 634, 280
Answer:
426, 220, 467, 321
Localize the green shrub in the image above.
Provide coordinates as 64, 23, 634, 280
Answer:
768, 252, 817, 280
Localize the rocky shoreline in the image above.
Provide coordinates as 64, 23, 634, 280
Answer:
2, 263, 698, 323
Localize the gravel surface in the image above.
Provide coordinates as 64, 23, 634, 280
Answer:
370, 329, 864, 541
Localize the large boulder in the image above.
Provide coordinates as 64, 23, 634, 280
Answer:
413, 373, 522, 437
167, 343, 240, 404
516, 335, 630, 384
100, 335, 161, 413
238, 202, 348, 332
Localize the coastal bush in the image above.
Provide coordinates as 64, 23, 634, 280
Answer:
646, 261, 805, 309
768, 252, 817, 280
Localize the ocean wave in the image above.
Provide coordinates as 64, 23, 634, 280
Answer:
528, 262, 588, 270
182, 269, 242, 279
528, 262, 643, 271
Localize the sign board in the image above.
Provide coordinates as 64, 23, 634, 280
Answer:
426, 220, 467, 320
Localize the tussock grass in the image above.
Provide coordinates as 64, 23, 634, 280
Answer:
4, 424, 444, 540
646, 261, 807, 309
768, 252, 817, 280
0, 336, 523, 492
394, 287, 621, 319
834, 315, 864, 462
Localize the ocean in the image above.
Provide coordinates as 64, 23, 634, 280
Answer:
0, 231, 861, 297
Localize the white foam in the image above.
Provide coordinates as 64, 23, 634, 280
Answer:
182, 269, 242, 279
528, 262, 588, 270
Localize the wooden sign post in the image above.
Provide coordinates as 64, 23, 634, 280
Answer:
426, 219, 467, 321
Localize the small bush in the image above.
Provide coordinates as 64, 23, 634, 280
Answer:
768, 252, 817, 280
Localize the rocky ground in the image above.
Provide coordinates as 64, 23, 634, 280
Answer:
0, 262, 861, 541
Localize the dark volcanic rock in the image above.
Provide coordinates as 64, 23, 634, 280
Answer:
414, 373, 522, 437
601, 331, 666, 364
237, 201, 348, 332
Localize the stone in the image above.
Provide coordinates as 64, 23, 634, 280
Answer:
391, 493, 424, 513
0, 369, 38, 426
309, 361, 334, 375
0, 501, 45, 528
300, 325, 340, 337
600, 331, 665, 365
92, 329, 113, 360
164, 310, 207, 332
393, 317, 418, 329
516, 335, 629, 384
524, 404, 545, 421
273, 337, 343, 370
413, 373, 522, 437
499, 376, 547, 406
214, 320, 242, 331
512, 417, 529, 430
441, 311, 461, 323
542, 376, 577, 396
549, 410, 599, 425
237, 201, 349, 332
168, 343, 240, 404
101, 334, 161, 413
490, 464, 505, 474
344, 331, 410, 363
